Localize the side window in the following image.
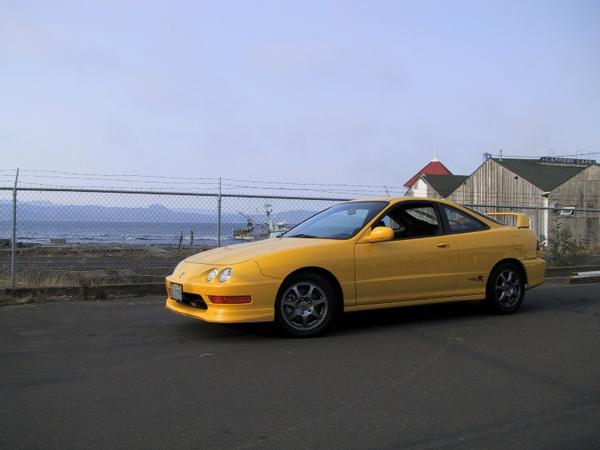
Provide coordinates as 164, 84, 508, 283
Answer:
377, 203, 441, 239
443, 205, 487, 233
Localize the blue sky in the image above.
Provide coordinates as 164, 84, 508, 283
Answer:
1, 0, 599, 189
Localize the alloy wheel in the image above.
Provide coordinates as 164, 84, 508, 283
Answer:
280, 282, 329, 331
494, 269, 522, 308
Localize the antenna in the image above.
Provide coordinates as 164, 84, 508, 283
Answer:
264, 203, 273, 227
499, 149, 503, 161
432, 144, 439, 162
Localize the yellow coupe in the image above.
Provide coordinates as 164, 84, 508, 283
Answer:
165, 198, 545, 337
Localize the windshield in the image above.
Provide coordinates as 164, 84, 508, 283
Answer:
283, 201, 388, 240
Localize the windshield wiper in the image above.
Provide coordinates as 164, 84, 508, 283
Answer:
286, 233, 318, 238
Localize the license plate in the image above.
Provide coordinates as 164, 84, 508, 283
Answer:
170, 283, 183, 302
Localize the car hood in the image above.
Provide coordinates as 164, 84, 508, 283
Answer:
184, 238, 337, 265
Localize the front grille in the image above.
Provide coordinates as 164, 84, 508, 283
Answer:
181, 292, 208, 310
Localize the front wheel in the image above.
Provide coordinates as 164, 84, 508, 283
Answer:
484, 262, 525, 314
275, 273, 336, 337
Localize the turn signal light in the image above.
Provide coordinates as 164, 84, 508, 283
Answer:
208, 295, 252, 304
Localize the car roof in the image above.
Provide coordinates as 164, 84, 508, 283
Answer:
347, 197, 501, 227
348, 196, 457, 206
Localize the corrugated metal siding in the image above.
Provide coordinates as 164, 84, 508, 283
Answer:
447, 159, 547, 238
448, 159, 544, 206
550, 165, 600, 243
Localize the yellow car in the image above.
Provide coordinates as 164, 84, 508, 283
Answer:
165, 198, 545, 337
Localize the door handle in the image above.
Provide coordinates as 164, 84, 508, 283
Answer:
437, 243, 449, 248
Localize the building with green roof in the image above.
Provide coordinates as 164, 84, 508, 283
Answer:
447, 156, 599, 242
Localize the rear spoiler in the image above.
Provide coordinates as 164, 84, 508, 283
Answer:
486, 212, 530, 229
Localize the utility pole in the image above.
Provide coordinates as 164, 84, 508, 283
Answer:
217, 177, 222, 247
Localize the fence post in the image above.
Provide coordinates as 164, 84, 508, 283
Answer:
11, 168, 19, 289
217, 177, 222, 247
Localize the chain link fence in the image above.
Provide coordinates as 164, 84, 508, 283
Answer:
463, 204, 600, 267
0, 187, 343, 288
1, 186, 599, 289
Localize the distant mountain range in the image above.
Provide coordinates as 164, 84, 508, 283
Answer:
0, 199, 318, 224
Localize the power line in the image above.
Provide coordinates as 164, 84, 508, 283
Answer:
221, 183, 401, 195
223, 177, 407, 190
21, 169, 218, 181
15, 182, 220, 192
20, 174, 219, 186
490, 151, 599, 159
17, 170, 403, 192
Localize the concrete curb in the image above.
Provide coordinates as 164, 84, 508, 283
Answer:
545, 265, 600, 278
0, 283, 165, 305
568, 271, 600, 284
2, 264, 600, 306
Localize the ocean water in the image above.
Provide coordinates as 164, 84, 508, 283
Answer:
0, 221, 244, 245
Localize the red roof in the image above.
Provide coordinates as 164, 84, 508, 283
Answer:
403, 160, 452, 187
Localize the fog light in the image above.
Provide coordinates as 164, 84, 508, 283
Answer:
208, 295, 251, 304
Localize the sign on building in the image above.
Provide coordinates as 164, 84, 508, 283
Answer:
538, 156, 596, 167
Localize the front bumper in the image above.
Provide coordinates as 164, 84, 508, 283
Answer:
165, 261, 280, 323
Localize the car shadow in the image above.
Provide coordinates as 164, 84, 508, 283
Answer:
173, 318, 281, 340
331, 300, 487, 336
171, 297, 551, 340
173, 300, 501, 340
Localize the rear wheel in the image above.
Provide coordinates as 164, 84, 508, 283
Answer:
275, 273, 336, 337
485, 262, 525, 314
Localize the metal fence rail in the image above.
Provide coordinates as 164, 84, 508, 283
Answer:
462, 203, 600, 267
1, 186, 599, 289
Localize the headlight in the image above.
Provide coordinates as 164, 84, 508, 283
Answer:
218, 268, 232, 282
206, 268, 219, 281
172, 262, 185, 276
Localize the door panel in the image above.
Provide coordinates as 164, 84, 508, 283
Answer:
439, 205, 507, 297
354, 235, 459, 305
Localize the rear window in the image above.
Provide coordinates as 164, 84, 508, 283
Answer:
461, 205, 505, 226
443, 205, 487, 232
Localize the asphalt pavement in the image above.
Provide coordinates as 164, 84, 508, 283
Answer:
1, 280, 599, 449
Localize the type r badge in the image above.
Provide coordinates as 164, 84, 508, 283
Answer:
468, 275, 485, 282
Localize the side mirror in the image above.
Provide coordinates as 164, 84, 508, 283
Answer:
364, 226, 394, 243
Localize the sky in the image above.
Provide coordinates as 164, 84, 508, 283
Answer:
1, 0, 600, 191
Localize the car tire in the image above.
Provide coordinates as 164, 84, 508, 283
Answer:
275, 273, 336, 337
484, 262, 525, 314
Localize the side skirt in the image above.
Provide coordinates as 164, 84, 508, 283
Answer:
344, 294, 485, 313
